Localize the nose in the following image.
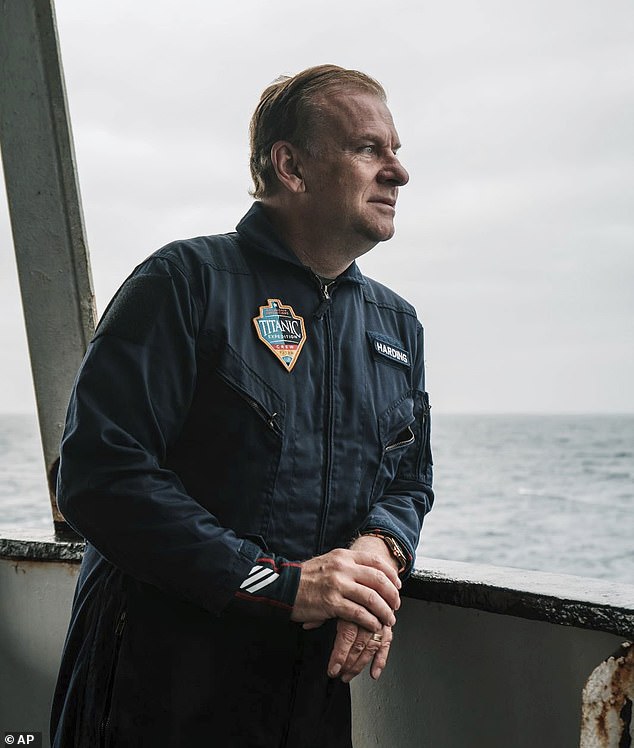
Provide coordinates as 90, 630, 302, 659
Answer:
379, 153, 409, 187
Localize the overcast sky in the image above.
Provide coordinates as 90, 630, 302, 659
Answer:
2, 0, 633, 414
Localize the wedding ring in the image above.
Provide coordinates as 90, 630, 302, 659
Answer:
371, 633, 383, 643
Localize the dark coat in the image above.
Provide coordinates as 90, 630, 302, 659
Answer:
51, 203, 433, 747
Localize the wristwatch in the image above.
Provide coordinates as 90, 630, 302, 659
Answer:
361, 531, 408, 574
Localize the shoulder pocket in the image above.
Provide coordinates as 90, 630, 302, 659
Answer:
379, 393, 415, 450
370, 392, 416, 502
413, 390, 433, 481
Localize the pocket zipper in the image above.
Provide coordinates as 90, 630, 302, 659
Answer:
246, 396, 281, 435
217, 373, 282, 436
385, 425, 415, 453
100, 610, 127, 745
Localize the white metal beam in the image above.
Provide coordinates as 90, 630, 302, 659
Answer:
0, 0, 96, 532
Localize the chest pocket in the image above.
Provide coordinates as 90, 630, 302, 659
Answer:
174, 340, 285, 543
370, 392, 416, 504
214, 344, 286, 541
215, 343, 285, 438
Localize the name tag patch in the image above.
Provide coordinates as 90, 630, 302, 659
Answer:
368, 332, 410, 368
253, 299, 307, 372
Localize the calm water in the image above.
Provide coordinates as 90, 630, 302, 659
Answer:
1, 412, 632, 584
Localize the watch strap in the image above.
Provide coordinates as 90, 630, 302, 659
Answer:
361, 531, 408, 573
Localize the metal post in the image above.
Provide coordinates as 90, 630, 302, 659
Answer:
0, 0, 97, 534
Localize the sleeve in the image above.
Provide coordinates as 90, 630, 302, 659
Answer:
57, 255, 299, 617
226, 553, 302, 619
357, 323, 434, 577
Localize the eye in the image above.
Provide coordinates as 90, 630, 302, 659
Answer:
359, 145, 376, 155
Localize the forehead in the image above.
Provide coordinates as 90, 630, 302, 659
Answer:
313, 90, 398, 142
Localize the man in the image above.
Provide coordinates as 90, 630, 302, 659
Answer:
51, 64, 433, 747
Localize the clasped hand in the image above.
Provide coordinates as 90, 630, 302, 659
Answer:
290, 540, 401, 682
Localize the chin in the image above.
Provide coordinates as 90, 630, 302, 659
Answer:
357, 216, 395, 241
369, 224, 396, 243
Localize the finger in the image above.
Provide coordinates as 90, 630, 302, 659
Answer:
370, 626, 394, 680
333, 599, 384, 633
302, 620, 325, 630
340, 581, 397, 628
350, 564, 401, 612
351, 550, 402, 589
339, 630, 380, 682
290, 549, 399, 629
340, 624, 391, 682
327, 620, 358, 678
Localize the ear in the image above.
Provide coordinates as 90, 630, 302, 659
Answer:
270, 141, 307, 194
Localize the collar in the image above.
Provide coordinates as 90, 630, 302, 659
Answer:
235, 202, 366, 286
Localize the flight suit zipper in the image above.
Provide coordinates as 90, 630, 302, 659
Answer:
313, 276, 336, 554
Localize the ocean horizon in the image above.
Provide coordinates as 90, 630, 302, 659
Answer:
2, 411, 632, 585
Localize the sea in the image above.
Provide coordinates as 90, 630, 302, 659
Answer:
1, 412, 632, 585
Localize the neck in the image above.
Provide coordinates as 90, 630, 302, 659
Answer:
260, 200, 372, 278
286, 239, 352, 279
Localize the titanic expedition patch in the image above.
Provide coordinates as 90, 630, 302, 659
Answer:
253, 299, 307, 372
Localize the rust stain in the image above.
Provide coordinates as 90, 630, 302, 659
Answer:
581, 642, 634, 747
596, 709, 607, 743
11, 558, 78, 576
619, 697, 632, 748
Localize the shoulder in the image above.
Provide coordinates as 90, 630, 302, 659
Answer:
97, 231, 250, 334
144, 231, 250, 281
361, 274, 419, 321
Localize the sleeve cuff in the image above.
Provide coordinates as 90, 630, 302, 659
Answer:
226, 553, 302, 620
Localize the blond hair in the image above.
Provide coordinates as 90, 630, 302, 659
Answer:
249, 64, 386, 198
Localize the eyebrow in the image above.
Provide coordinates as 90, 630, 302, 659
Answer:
354, 134, 402, 152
